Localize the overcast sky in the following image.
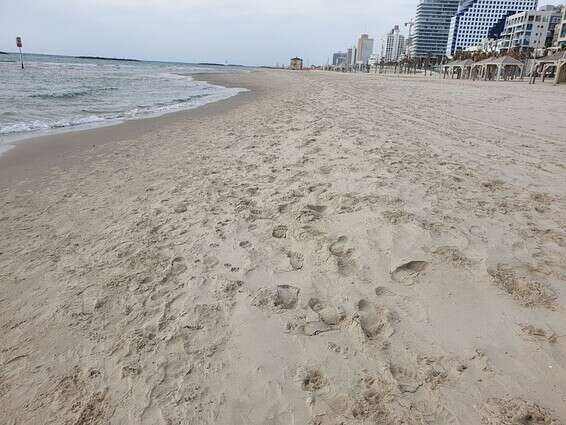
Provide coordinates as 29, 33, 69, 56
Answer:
0, 0, 560, 66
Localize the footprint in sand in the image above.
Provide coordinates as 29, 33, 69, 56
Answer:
288, 251, 304, 270
329, 236, 354, 257
329, 236, 356, 275
284, 297, 345, 336
297, 205, 327, 223
173, 203, 187, 213
389, 365, 422, 394
299, 368, 327, 392
488, 264, 557, 309
432, 246, 471, 267
391, 261, 429, 286
355, 299, 396, 340
275, 285, 300, 309
287, 317, 335, 336
306, 204, 327, 214
202, 256, 220, 271
520, 323, 559, 343
481, 398, 559, 425
374, 287, 395, 297
252, 285, 300, 311
170, 257, 187, 276
308, 298, 346, 326
272, 225, 288, 239
334, 193, 360, 214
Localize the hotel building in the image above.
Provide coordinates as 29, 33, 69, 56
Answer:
446, 0, 538, 57
411, 0, 460, 58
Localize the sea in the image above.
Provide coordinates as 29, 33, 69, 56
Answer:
0, 53, 248, 153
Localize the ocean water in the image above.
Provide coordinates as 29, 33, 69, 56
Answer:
0, 53, 248, 151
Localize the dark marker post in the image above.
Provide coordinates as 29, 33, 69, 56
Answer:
16, 36, 24, 69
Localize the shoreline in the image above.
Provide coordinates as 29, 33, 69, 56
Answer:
0, 72, 257, 188
0, 77, 248, 150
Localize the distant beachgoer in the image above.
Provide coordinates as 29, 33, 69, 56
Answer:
529, 64, 539, 84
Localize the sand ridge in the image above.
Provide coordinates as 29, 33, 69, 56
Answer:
1, 70, 566, 424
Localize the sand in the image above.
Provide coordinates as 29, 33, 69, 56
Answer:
1, 70, 566, 425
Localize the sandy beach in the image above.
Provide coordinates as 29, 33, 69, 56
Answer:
1, 70, 566, 424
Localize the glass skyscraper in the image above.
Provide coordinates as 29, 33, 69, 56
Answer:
446, 0, 538, 56
411, 0, 461, 58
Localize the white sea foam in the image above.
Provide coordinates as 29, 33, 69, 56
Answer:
0, 87, 246, 137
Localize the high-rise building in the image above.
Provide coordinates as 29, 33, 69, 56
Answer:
497, 6, 563, 54
557, 6, 566, 48
411, 0, 460, 58
332, 52, 348, 66
381, 25, 406, 62
346, 48, 354, 66
446, 0, 538, 57
356, 34, 375, 64
404, 20, 415, 57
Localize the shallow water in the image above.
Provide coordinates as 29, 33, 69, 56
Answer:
0, 53, 247, 146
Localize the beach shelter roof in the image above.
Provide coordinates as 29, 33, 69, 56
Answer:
481, 56, 524, 66
540, 50, 566, 62
445, 59, 474, 68
459, 59, 475, 67
471, 56, 523, 67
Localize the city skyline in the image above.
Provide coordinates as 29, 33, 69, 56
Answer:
0, 0, 560, 66
332, 0, 560, 64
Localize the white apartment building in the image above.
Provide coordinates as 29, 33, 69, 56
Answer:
381, 25, 406, 62
497, 6, 563, 53
356, 34, 375, 65
446, 0, 538, 57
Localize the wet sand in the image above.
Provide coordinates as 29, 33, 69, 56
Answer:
1, 70, 566, 424
0, 74, 256, 187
